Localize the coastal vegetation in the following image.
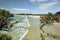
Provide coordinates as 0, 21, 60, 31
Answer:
16, 13, 47, 16
0, 9, 14, 40
40, 12, 60, 32
0, 34, 12, 40
0, 9, 14, 30
0, 8, 60, 40
40, 11, 60, 40
40, 11, 60, 32
40, 12, 60, 24
0, 9, 25, 40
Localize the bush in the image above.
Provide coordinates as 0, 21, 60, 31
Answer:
10, 24, 13, 28
0, 9, 14, 30
0, 34, 12, 40
40, 12, 60, 24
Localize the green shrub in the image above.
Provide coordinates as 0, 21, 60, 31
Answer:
40, 12, 60, 24
40, 33, 45, 40
0, 34, 12, 40
10, 24, 13, 28
0, 9, 14, 30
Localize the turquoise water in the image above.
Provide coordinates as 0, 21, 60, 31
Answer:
28, 17, 40, 27
10, 15, 24, 21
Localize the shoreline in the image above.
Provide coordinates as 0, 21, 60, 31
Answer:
19, 16, 30, 40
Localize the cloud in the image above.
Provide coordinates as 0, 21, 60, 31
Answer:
38, 2, 58, 11
12, 8, 30, 13
29, 0, 47, 2
0, 8, 5, 9
52, 0, 59, 2
0, 8, 7, 10
0, 8, 9, 10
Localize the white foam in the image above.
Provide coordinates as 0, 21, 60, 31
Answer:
19, 29, 28, 40
18, 16, 30, 40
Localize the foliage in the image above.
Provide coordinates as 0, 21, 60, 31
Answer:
40, 33, 45, 40
55, 11, 60, 15
0, 9, 14, 30
40, 12, 60, 24
0, 34, 12, 40
40, 12, 60, 40
10, 24, 13, 28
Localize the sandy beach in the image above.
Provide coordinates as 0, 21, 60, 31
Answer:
22, 17, 42, 40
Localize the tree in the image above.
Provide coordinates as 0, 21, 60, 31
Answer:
0, 9, 14, 30
55, 11, 60, 22
55, 11, 60, 15
40, 12, 60, 24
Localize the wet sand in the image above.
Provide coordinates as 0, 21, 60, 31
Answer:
23, 17, 42, 40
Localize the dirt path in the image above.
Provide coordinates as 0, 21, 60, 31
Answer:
23, 17, 42, 40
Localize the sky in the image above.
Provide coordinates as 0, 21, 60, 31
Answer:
0, 0, 60, 14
